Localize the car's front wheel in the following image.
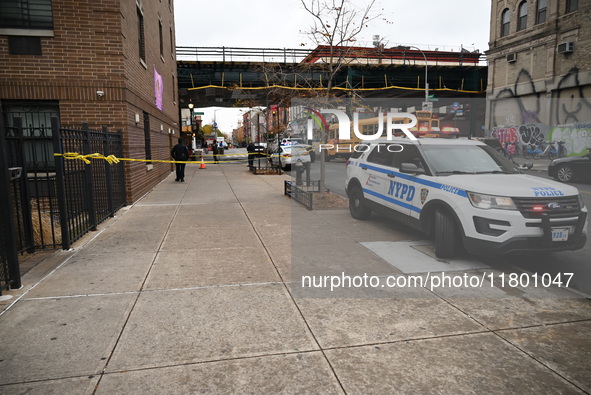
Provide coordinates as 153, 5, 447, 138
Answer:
348, 186, 371, 220
556, 165, 575, 182
434, 209, 457, 259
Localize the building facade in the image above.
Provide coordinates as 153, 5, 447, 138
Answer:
0, 0, 180, 202
486, 0, 591, 155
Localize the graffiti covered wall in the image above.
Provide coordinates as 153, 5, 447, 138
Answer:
488, 67, 591, 156
548, 124, 591, 156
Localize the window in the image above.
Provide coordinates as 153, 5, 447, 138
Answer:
536, 0, 547, 24
0, 0, 53, 30
367, 144, 395, 166
566, 0, 578, 13
169, 24, 174, 56
143, 112, 151, 160
158, 17, 164, 58
2, 101, 60, 171
517, 1, 528, 31
171, 74, 176, 103
393, 145, 424, 171
137, 5, 145, 62
501, 8, 511, 37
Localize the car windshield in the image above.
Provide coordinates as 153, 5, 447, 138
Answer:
421, 145, 520, 175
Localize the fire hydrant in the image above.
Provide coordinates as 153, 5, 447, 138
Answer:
294, 159, 304, 186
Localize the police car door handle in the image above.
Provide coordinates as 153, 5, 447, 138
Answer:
361, 166, 368, 170
387, 173, 396, 178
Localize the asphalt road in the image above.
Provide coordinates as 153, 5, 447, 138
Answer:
290, 159, 591, 295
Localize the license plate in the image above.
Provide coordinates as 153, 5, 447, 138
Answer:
551, 227, 569, 241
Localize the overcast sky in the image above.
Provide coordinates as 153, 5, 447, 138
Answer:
174, 0, 492, 134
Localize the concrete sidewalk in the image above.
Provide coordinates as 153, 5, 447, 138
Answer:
0, 162, 590, 394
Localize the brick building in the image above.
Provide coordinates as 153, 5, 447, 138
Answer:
486, 0, 591, 155
0, 0, 180, 202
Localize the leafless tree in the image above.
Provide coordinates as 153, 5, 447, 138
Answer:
300, 0, 380, 94
300, 0, 381, 193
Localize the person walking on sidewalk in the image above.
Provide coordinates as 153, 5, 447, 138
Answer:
247, 141, 255, 168
212, 141, 219, 163
171, 138, 189, 182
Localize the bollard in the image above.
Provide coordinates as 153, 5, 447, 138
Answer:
295, 159, 304, 186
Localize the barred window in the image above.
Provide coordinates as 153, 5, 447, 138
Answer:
0, 0, 53, 30
137, 5, 146, 62
143, 112, 151, 160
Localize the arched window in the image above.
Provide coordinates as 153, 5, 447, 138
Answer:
536, 0, 547, 24
501, 8, 511, 37
518, 2, 528, 31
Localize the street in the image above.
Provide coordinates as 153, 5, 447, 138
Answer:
289, 158, 591, 295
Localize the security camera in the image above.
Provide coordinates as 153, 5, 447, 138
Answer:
96, 90, 105, 97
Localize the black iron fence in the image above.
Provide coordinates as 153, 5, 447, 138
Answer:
284, 180, 323, 210
0, 117, 126, 294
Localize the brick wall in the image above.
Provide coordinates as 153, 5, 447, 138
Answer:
0, 0, 180, 203
486, 0, 591, 129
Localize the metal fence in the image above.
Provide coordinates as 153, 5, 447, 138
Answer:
284, 180, 323, 210
0, 117, 126, 294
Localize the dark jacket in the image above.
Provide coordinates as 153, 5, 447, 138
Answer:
171, 143, 189, 161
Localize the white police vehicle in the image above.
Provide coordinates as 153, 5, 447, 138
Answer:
278, 138, 315, 162
346, 137, 588, 258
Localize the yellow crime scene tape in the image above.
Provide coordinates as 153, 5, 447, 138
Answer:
55, 150, 285, 165
54, 143, 320, 165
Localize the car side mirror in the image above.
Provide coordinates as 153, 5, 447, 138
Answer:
400, 162, 425, 175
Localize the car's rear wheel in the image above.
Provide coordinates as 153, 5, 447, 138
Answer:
348, 186, 371, 220
434, 209, 457, 259
556, 165, 575, 182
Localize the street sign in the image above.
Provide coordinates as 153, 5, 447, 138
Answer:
422, 102, 433, 111
195, 112, 204, 115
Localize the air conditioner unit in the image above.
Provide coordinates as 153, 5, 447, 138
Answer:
506, 53, 517, 63
557, 42, 575, 54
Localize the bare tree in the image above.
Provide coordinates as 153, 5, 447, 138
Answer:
299, 0, 381, 193
300, 0, 380, 94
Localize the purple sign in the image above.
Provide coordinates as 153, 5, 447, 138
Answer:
154, 67, 163, 110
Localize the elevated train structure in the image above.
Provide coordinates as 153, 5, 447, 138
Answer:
177, 46, 487, 108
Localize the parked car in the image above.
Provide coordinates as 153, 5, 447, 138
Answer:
270, 144, 312, 170
548, 149, 591, 182
253, 144, 267, 158
276, 138, 316, 162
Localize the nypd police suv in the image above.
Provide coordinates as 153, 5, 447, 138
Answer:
345, 137, 587, 258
